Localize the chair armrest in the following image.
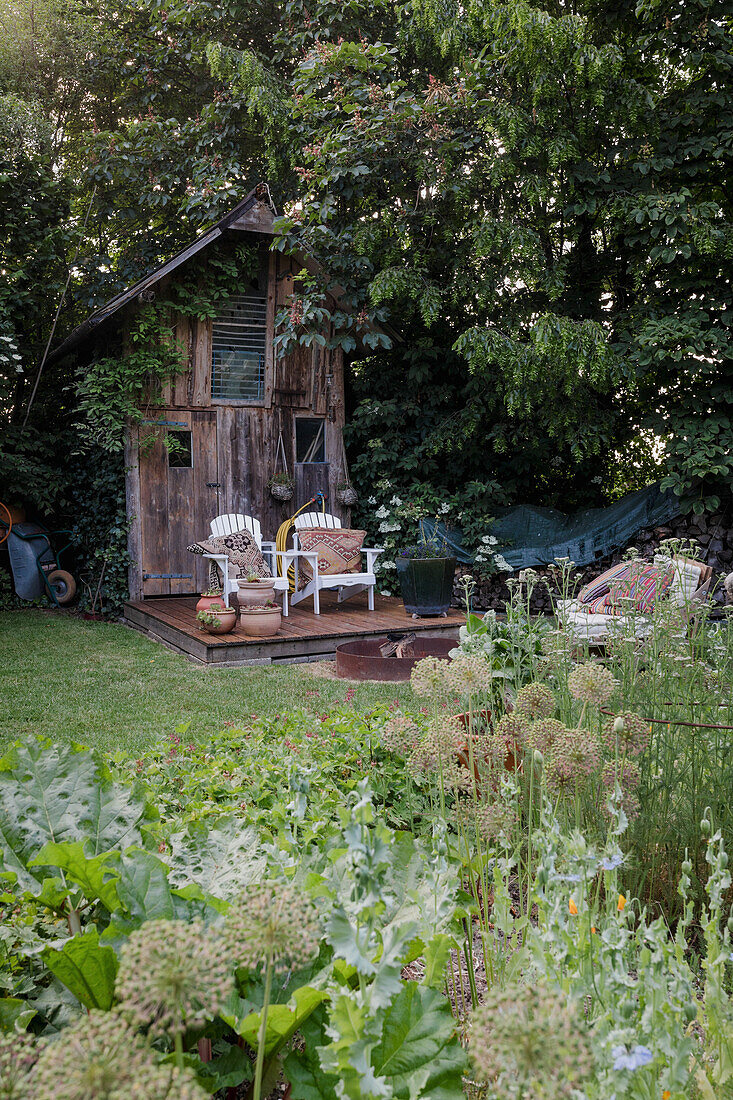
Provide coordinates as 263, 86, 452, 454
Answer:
201, 552, 229, 570
363, 547, 384, 569
280, 549, 320, 578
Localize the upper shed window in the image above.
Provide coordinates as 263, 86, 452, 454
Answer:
211, 292, 267, 402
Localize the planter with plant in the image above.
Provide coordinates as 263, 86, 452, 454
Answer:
396, 521, 456, 616
196, 586, 226, 615
196, 605, 237, 635
239, 599, 282, 637
236, 570, 276, 609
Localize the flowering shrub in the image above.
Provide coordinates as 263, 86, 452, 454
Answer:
353, 477, 509, 594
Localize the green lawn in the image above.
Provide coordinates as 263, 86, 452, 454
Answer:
0, 610, 416, 756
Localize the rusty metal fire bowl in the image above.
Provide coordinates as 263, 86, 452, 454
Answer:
334, 636, 455, 682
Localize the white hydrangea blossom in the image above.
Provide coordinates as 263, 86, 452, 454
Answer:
378, 521, 401, 533
374, 505, 389, 519
494, 554, 513, 572
367, 496, 377, 505
389, 495, 403, 507
439, 502, 450, 514
379, 560, 396, 570
481, 534, 498, 546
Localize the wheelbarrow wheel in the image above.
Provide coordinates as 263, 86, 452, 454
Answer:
47, 569, 77, 605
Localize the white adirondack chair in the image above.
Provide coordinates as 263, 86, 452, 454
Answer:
281, 511, 383, 615
203, 513, 289, 614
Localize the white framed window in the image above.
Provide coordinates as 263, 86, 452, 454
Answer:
211, 292, 267, 402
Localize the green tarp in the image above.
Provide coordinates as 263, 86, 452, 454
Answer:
423, 483, 681, 571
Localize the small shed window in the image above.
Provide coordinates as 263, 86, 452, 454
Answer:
167, 430, 192, 468
211, 292, 267, 402
295, 418, 326, 463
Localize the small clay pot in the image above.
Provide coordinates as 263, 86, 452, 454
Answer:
239, 606, 282, 638
196, 593, 227, 615
236, 578, 276, 610
201, 606, 238, 635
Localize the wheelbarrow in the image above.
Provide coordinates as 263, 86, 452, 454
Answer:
0, 503, 77, 606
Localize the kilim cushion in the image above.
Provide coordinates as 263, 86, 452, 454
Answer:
604, 561, 673, 614
578, 562, 634, 606
585, 561, 673, 616
186, 529, 272, 580
296, 528, 366, 580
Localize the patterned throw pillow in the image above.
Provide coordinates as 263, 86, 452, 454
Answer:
578, 562, 634, 606
186, 529, 272, 580
296, 528, 366, 580
603, 561, 673, 614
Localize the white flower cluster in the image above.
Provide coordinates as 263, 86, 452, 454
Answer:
0, 332, 22, 374
378, 520, 401, 533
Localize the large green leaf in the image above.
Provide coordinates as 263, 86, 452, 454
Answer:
284, 1009, 340, 1100
223, 984, 328, 1057
31, 842, 121, 911
0, 996, 35, 1033
371, 984, 467, 1100
166, 819, 265, 899
0, 739, 153, 903
114, 847, 176, 922
43, 928, 118, 1010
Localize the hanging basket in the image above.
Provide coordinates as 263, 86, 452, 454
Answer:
337, 484, 359, 507
270, 480, 294, 502
269, 430, 294, 501
336, 436, 358, 507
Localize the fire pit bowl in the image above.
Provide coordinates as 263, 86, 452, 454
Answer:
335, 635, 456, 682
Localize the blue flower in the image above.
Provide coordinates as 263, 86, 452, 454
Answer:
600, 854, 624, 871
612, 1045, 653, 1071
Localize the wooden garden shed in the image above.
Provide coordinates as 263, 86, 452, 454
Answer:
52, 185, 388, 601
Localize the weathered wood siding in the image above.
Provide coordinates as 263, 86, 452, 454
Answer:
131, 242, 350, 598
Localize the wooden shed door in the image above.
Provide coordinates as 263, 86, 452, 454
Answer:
139, 411, 219, 596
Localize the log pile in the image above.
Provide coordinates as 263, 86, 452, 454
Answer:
453, 507, 733, 614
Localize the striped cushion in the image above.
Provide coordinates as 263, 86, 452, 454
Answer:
586, 562, 673, 616
578, 562, 633, 606
605, 562, 673, 613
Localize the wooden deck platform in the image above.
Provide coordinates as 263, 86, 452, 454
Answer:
124, 592, 464, 665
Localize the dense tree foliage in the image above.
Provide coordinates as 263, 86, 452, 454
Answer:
1, 0, 732, 537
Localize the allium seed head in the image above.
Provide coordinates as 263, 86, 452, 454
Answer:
446, 653, 493, 696
224, 882, 320, 974
29, 1011, 208, 1100
0, 1031, 36, 1099
410, 656, 450, 697
117, 919, 233, 1039
546, 727, 600, 795
470, 983, 593, 1099
601, 711, 650, 757
514, 683, 555, 720
489, 713, 528, 763
526, 717, 566, 757
382, 713, 421, 756
567, 661, 616, 705
455, 799, 518, 843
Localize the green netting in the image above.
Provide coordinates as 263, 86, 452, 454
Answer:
423, 483, 680, 571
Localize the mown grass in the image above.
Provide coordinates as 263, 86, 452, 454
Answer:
0, 610, 416, 755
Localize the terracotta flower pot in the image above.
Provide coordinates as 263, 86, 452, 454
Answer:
200, 606, 238, 635
196, 593, 227, 615
236, 578, 276, 610
239, 606, 282, 637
